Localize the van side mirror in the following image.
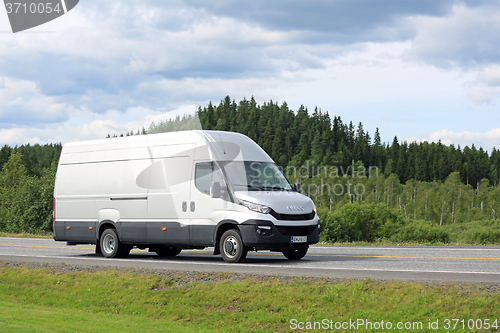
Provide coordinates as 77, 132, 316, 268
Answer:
210, 181, 221, 199
294, 183, 301, 193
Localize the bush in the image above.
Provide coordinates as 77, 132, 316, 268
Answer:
460, 220, 500, 244
0, 153, 56, 234
319, 204, 404, 242
318, 203, 453, 244
390, 220, 450, 243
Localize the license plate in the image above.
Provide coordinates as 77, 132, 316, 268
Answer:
291, 236, 307, 243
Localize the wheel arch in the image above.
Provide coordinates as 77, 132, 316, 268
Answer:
213, 220, 240, 255
97, 220, 120, 241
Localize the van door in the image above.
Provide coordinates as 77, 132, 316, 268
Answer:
147, 144, 195, 245
189, 161, 228, 246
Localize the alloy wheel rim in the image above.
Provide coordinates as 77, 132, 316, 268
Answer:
223, 236, 238, 258
102, 233, 115, 254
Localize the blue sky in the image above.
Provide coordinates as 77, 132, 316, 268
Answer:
1, 0, 500, 151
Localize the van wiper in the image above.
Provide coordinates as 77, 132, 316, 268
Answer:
262, 186, 289, 191
233, 184, 263, 191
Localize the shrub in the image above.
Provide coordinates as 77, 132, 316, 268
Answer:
389, 220, 450, 243
318, 204, 404, 242
318, 204, 453, 243
462, 220, 500, 244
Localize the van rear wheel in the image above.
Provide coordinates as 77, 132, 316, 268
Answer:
122, 245, 132, 257
282, 248, 308, 260
220, 229, 247, 263
95, 242, 102, 256
100, 229, 126, 258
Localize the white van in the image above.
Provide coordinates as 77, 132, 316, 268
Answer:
53, 130, 320, 262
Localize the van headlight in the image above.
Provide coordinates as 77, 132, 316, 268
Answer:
240, 200, 271, 214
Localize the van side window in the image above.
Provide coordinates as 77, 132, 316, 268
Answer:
195, 163, 213, 194
195, 162, 228, 198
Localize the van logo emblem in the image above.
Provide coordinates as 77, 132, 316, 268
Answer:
286, 206, 305, 211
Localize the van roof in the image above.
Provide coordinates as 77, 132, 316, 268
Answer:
60, 130, 273, 164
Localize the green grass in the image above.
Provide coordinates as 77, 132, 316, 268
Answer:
0, 232, 53, 239
0, 264, 499, 332
0, 301, 223, 333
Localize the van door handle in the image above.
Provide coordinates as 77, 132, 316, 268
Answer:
182, 201, 187, 212
190, 201, 195, 212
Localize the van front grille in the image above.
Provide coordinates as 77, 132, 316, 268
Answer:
269, 210, 316, 221
276, 225, 317, 236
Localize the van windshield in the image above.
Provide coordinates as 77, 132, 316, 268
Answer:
220, 161, 293, 191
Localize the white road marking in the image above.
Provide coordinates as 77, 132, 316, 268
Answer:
3, 253, 500, 276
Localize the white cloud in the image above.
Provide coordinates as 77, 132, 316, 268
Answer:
0, 76, 69, 125
141, 104, 198, 129
1, 0, 500, 151
407, 128, 500, 151
0, 128, 28, 144
478, 66, 500, 86
136, 76, 285, 105
0, 126, 59, 145
467, 88, 500, 105
79, 119, 126, 140
77, 105, 202, 141
404, 4, 500, 68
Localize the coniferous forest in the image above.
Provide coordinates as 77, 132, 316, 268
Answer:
1, 96, 499, 243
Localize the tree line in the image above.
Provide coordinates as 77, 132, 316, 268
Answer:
0, 96, 499, 240
0, 144, 61, 233
0, 143, 62, 178
147, 96, 500, 188
145, 96, 500, 243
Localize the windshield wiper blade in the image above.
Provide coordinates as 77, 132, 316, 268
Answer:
233, 184, 263, 191
262, 186, 289, 191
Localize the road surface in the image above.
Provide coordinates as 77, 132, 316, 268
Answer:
1, 237, 499, 283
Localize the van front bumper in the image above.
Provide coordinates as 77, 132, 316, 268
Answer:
239, 219, 320, 251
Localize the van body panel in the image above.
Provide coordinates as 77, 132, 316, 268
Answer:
189, 159, 228, 245
233, 191, 316, 220
97, 209, 120, 223
64, 221, 97, 243
147, 155, 192, 219
120, 221, 148, 243
53, 220, 66, 241
147, 221, 190, 245
146, 145, 194, 245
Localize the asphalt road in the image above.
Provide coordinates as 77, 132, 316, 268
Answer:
1, 237, 499, 283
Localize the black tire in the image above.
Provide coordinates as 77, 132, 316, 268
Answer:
220, 229, 247, 263
95, 242, 102, 256
100, 228, 126, 258
282, 248, 308, 260
155, 246, 182, 257
121, 245, 132, 258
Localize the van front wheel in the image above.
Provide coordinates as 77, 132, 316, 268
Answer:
100, 229, 126, 258
282, 248, 308, 260
220, 230, 247, 263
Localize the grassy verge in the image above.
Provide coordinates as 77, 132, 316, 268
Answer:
0, 232, 53, 239
0, 300, 223, 333
0, 264, 499, 332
